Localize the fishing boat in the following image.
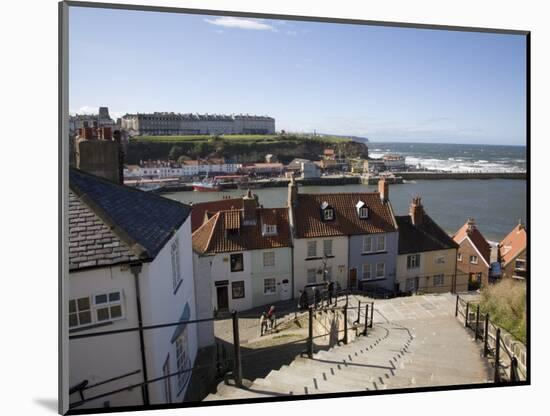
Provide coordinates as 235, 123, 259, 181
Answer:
192, 178, 222, 192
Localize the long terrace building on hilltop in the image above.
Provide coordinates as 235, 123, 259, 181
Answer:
121, 113, 275, 136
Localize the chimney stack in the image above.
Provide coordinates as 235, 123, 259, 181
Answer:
467, 218, 476, 231
99, 127, 112, 141
378, 178, 389, 202
410, 196, 424, 226
242, 189, 258, 225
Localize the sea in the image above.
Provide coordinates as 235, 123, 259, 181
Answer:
165, 143, 527, 243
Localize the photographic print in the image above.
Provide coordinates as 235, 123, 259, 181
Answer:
60, 2, 529, 414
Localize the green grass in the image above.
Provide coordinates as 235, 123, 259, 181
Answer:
479, 279, 526, 344
129, 133, 352, 144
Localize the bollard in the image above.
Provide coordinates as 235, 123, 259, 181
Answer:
232, 311, 243, 387
483, 313, 490, 357
363, 303, 369, 336
465, 302, 470, 328
307, 307, 313, 358
475, 304, 480, 340
455, 294, 459, 317
343, 303, 349, 344
370, 302, 374, 328
494, 328, 501, 383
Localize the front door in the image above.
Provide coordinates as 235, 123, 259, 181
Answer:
216, 285, 229, 310
349, 268, 357, 289
281, 278, 291, 301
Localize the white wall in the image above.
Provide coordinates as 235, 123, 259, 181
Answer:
68, 265, 144, 410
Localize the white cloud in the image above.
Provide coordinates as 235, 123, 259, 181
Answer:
70, 105, 98, 115
204, 16, 276, 31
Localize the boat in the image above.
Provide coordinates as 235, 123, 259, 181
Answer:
192, 179, 222, 192
135, 183, 164, 193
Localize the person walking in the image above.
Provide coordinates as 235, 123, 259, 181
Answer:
260, 312, 268, 336
267, 305, 276, 330
328, 280, 335, 305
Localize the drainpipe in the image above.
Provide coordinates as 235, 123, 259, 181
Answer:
130, 263, 150, 406
291, 246, 295, 301
452, 250, 458, 294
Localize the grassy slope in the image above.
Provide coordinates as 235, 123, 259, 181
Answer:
129, 134, 352, 144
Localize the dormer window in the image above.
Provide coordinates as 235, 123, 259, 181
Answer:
321, 201, 334, 221
356, 200, 369, 219
262, 224, 277, 236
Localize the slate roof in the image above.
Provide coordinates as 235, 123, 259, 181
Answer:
191, 198, 244, 232
69, 168, 191, 270
293, 193, 397, 239
498, 223, 527, 266
453, 220, 491, 265
192, 208, 292, 254
396, 214, 458, 255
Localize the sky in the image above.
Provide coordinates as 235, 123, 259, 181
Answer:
69, 7, 527, 145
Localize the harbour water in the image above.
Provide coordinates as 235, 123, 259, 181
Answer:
165, 178, 527, 242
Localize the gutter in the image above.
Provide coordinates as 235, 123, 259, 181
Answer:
130, 262, 150, 406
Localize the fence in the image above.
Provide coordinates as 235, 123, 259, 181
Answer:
455, 295, 527, 382
68, 294, 375, 412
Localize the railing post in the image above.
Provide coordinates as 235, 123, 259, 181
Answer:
475, 304, 480, 340
343, 303, 349, 345
455, 294, 459, 317
483, 313, 490, 357
494, 328, 501, 383
465, 302, 470, 328
355, 301, 361, 324
510, 357, 518, 382
307, 307, 313, 358
363, 303, 369, 336
232, 311, 243, 387
370, 302, 374, 328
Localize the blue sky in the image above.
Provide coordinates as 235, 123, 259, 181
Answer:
69, 7, 527, 145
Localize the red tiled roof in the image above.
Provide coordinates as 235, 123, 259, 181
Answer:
191, 198, 244, 232
498, 223, 527, 266
293, 192, 397, 238
192, 208, 292, 254
453, 220, 491, 265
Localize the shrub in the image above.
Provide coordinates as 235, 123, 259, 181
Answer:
480, 279, 526, 343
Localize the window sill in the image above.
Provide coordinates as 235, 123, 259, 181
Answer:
361, 277, 386, 282
361, 251, 387, 256
230, 269, 244, 273
69, 320, 113, 334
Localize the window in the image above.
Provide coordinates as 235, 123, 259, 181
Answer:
230, 253, 244, 272
263, 251, 275, 268
232, 281, 245, 299
359, 207, 369, 219
323, 208, 334, 221
376, 235, 386, 252
263, 224, 277, 236
376, 263, 385, 279
515, 259, 526, 270
69, 297, 92, 328
175, 331, 190, 392
405, 278, 416, 291
162, 356, 172, 403
407, 254, 420, 269
457, 252, 462, 262
307, 241, 317, 258
171, 238, 182, 292
362, 236, 373, 253
470, 255, 478, 264
94, 291, 123, 322
264, 278, 276, 295
435, 255, 445, 264
323, 240, 333, 256
362, 263, 372, 280
433, 274, 445, 287
307, 268, 317, 284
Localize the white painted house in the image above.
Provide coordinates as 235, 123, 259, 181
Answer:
68, 168, 210, 411
192, 191, 293, 312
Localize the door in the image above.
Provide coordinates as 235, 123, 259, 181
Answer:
349, 268, 357, 289
216, 285, 229, 310
281, 279, 291, 301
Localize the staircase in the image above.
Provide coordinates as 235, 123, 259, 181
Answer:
205, 298, 492, 400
